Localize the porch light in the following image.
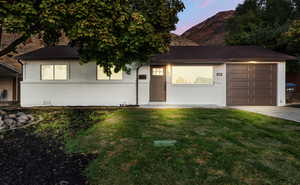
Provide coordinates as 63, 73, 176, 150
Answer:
167, 64, 171, 73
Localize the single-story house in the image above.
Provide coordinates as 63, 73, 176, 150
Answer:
16, 45, 295, 107
0, 61, 21, 104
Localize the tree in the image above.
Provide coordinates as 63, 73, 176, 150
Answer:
226, 0, 297, 48
225, 0, 300, 71
281, 20, 300, 71
0, 0, 184, 74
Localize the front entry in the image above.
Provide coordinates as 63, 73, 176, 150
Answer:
150, 65, 166, 102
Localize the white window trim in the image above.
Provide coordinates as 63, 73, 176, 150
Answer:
41, 64, 69, 81
171, 65, 215, 86
96, 66, 123, 81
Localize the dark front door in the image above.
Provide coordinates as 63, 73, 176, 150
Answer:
150, 65, 166, 102
227, 64, 277, 106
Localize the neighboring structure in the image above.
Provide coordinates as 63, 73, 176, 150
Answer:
170, 34, 199, 46
0, 29, 69, 105
0, 62, 21, 104
16, 45, 295, 107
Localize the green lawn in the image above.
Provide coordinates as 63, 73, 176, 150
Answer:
33, 108, 300, 185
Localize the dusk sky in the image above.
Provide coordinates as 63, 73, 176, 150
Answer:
174, 0, 245, 35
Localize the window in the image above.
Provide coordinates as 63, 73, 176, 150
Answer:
152, 68, 164, 76
172, 66, 213, 85
97, 66, 123, 80
41, 65, 68, 80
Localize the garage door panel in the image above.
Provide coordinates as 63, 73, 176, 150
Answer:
230, 81, 250, 88
254, 74, 272, 81
253, 64, 273, 71
228, 65, 249, 71
253, 88, 274, 96
227, 64, 277, 106
252, 98, 273, 105
229, 73, 249, 79
229, 89, 250, 97
230, 98, 251, 105
253, 82, 274, 88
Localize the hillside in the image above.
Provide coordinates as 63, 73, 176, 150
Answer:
0, 32, 69, 71
170, 33, 199, 46
182, 10, 235, 46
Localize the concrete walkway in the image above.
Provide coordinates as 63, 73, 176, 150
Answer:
140, 104, 224, 109
233, 106, 300, 123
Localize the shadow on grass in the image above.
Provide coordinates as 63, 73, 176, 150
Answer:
0, 109, 110, 185
0, 129, 96, 185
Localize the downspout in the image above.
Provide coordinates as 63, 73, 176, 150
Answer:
136, 66, 141, 106
17, 59, 23, 74
17, 59, 23, 103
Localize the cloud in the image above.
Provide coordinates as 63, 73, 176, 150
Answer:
199, 0, 215, 8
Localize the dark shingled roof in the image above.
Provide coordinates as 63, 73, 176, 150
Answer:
16, 45, 296, 63
152, 46, 296, 63
15, 45, 79, 60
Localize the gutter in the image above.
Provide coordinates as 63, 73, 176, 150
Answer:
17, 59, 23, 75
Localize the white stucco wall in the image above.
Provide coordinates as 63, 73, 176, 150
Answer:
21, 60, 286, 107
165, 64, 227, 106
21, 60, 150, 107
277, 62, 286, 106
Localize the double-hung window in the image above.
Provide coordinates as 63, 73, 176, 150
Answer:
97, 66, 123, 80
41, 64, 68, 80
172, 66, 213, 85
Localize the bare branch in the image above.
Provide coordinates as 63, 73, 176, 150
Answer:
0, 34, 29, 57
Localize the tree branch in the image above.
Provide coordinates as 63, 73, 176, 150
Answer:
0, 34, 29, 57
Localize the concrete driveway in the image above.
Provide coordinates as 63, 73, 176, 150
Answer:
233, 106, 300, 123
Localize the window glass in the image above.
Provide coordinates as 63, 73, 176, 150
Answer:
54, 65, 68, 80
41, 65, 54, 80
97, 66, 122, 80
41, 64, 68, 80
172, 66, 213, 85
152, 68, 164, 76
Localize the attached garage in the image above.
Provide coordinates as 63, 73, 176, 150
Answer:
227, 64, 277, 106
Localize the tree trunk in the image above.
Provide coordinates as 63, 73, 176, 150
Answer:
0, 24, 3, 48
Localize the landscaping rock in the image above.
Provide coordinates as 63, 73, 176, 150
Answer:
27, 114, 34, 121
17, 117, 28, 124
0, 110, 7, 115
0, 120, 5, 130
16, 112, 26, 117
4, 118, 17, 129
18, 115, 29, 121
0, 111, 35, 131
8, 114, 17, 119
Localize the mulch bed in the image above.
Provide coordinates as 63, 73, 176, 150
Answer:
0, 129, 96, 185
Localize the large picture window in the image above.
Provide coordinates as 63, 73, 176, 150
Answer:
41, 65, 68, 80
172, 66, 213, 85
97, 66, 123, 80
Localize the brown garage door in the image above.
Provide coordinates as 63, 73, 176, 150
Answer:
227, 64, 277, 106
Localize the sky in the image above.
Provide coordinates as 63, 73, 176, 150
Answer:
173, 0, 245, 35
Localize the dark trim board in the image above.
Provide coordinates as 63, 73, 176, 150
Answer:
227, 64, 277, 106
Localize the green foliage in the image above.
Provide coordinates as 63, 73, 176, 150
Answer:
32, 109, 109, 140
226, 0, 300, 72
283, 20, 300, 56
0, 0, 184, 74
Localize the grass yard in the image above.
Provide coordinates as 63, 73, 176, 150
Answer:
1, 108, 300, 185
